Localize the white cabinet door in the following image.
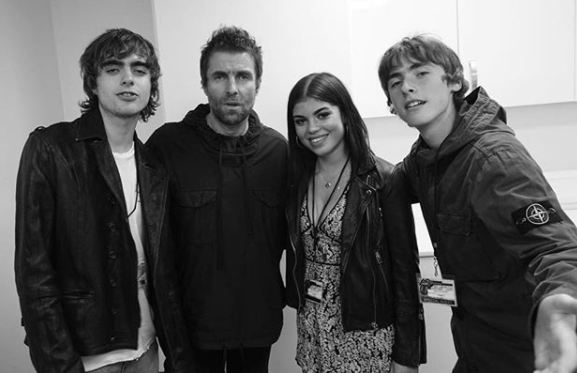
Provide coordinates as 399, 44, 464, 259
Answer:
457, 0, 576, 107
348, 0, 458, 118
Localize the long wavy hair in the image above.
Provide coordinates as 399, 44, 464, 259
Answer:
286, 72, 372, 189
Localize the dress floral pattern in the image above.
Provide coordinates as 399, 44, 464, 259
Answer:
296, 189, 394, 373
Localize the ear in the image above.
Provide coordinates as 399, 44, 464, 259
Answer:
449, 80, 462, 93
255, 78, 262, 94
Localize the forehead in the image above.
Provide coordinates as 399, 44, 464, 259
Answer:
388, 57, 442, 76
293, 97, 338, 114
206, 51, 256, 73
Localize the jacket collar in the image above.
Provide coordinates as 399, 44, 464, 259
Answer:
75, 109, 108, 142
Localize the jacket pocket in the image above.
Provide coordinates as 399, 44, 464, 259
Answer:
173, 190, 217, 244
436, 212, 498, 281
175, 190, 217, 208
60, 292, 96, 348
252, 189, 285, 244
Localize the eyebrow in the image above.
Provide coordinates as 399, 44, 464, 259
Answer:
388, 62, 427, 81
101, 59, 150, 69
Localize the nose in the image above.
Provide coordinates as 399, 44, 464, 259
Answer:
121, 68, 134, 86
307, 118, 321, 134
401, 77, 416, 94
226, 78, 238, 95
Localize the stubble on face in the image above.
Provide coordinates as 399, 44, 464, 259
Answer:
203, 51, 259, 136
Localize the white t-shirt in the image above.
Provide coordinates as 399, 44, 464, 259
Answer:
82, 142, 156, 371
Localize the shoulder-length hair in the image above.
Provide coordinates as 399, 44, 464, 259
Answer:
79, 28, 161, 122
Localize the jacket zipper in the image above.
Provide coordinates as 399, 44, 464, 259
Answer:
366, 175, 379, 330
286, 210, 303, 310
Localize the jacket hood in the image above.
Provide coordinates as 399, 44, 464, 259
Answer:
413, 87, 513, 166
182, 104, 264, 164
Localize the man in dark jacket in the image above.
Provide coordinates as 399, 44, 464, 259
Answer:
146, 26, 288, 372
15, 28, 191, 373
377, 35, 577, 373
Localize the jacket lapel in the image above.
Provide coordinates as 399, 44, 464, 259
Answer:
135, 138, 168, 271
77, 110, 127, 212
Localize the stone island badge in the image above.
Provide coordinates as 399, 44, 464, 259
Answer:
512, 201, 562, 234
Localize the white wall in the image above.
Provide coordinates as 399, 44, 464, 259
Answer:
152, 0, 352, 134
0, 0, 63, 371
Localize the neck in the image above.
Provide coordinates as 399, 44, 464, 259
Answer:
206, 112, 248, 137
100, 110, 138, 153
316, 150, 350, 174
419, 106, 458, 150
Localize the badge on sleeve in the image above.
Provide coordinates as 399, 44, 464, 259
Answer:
511, 201, 562, 234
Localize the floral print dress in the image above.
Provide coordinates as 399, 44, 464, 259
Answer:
296, 189, 394, 373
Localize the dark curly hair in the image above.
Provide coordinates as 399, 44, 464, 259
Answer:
378, 35, 469, 112
200, 26, 263, 89
79, 28, 161, 122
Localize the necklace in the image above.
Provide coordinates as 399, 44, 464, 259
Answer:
317, 158, 350, 189
311, 156, 350, 231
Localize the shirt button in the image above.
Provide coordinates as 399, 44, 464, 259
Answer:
110, 336, 116, 342
109, 279, 117, 288
107, 223, 117, 232
108, 250, 117, 259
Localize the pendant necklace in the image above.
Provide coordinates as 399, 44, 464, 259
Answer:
318, 157, 350, 189
312, 156, 350, 230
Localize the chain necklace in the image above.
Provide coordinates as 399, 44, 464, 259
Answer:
317, 157, 350, 189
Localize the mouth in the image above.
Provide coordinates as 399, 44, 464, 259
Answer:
309, 135, 328, 146
405, 100, 426, 109
117, 92, 138, 100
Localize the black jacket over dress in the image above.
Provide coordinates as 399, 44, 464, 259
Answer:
15, 109, 192, 373
286, 155, 426, 367
146, 104, 288, 351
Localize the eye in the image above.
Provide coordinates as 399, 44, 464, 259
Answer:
104, 67, 120, 74
388, 79, 400, 89
317, 111, 330, 120
238, 73, 251, 80
416, 70, 429, 77
134, 68, 149, 76
293, 117, 306, 126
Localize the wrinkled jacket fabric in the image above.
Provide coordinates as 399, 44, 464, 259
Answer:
401, 87, 577, 372
146, 104, 288, 350
286, 156, 426, 367
15, 110, 192, 373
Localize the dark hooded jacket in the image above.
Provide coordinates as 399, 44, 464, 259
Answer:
401, 87, 577, 372
286, 155, 426, 367
146, 104, 288, 350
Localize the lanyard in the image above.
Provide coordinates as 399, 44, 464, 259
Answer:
311, 156, 350, 237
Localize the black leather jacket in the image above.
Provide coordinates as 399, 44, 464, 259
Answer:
286, 156, 425, 367
15, 110, 192, 373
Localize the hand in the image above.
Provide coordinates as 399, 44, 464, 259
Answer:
534, 293, 577, 373
392, 361, 418, 373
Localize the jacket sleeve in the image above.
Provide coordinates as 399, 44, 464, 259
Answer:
381, 164, 426, 367
155, 203, 197, 373
15, 132, 85, 373
471, 143, 577, 328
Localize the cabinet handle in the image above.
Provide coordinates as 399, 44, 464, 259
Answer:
469, 60, 478, 89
